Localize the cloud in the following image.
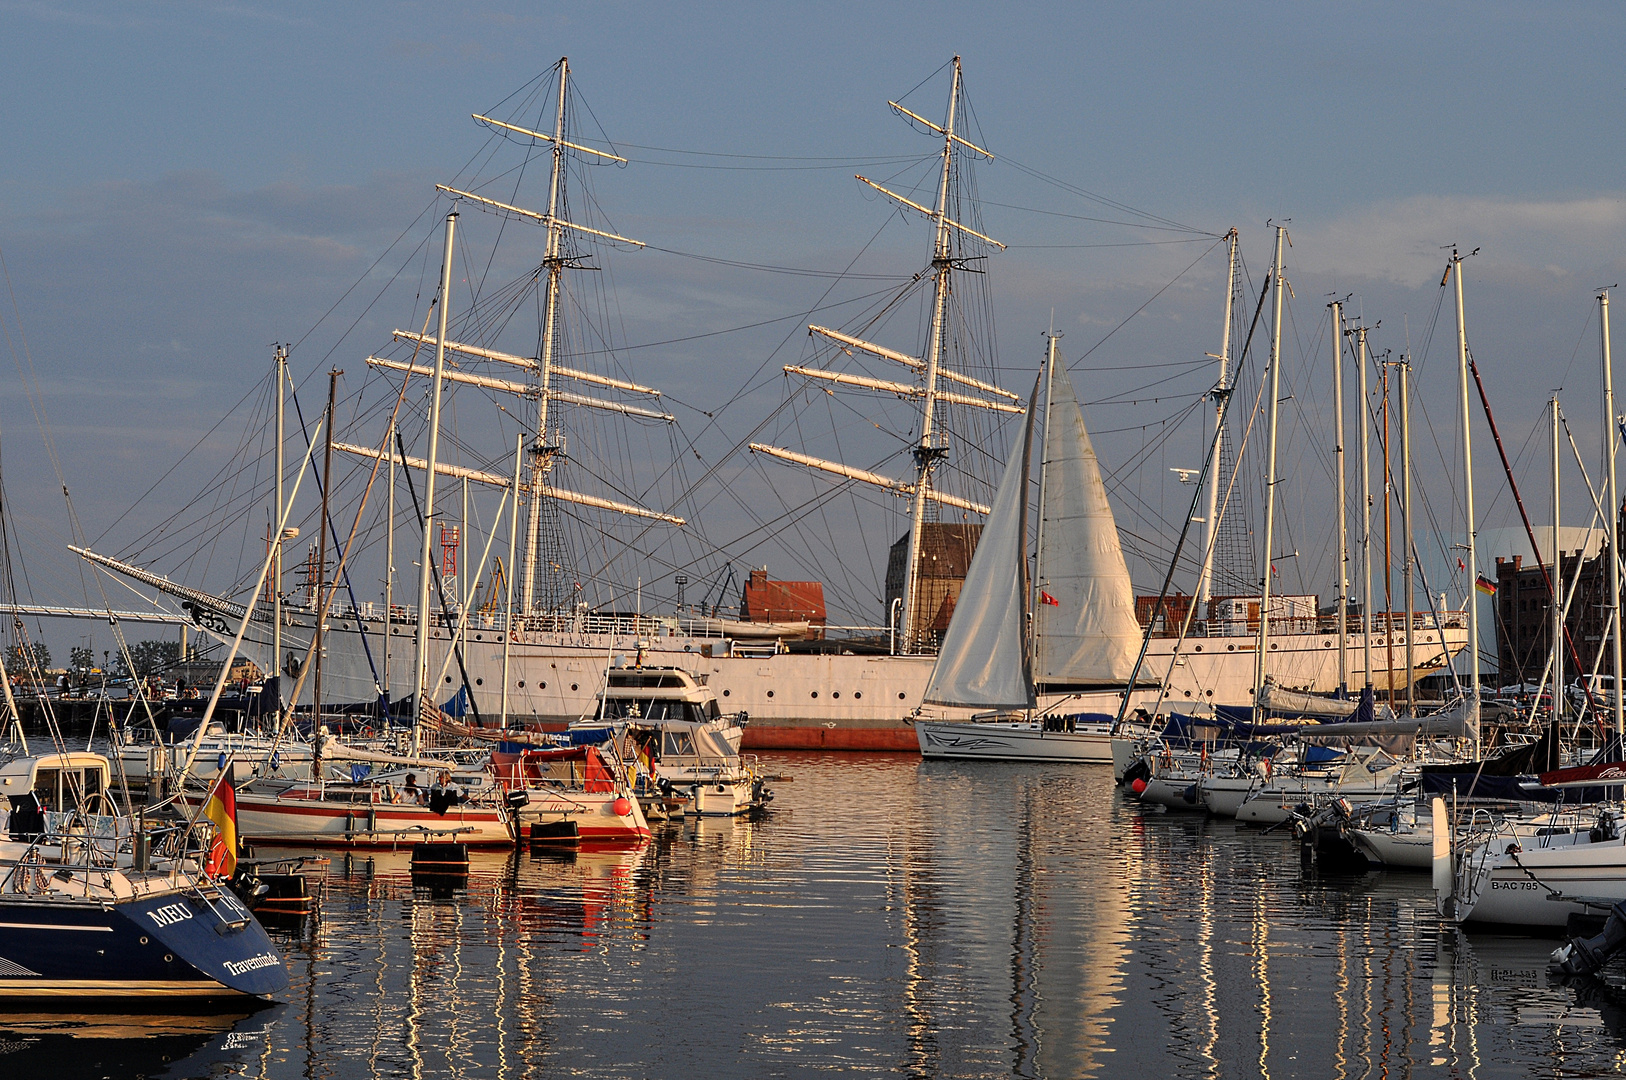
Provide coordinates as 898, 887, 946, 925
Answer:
1289, 193, 1626, 286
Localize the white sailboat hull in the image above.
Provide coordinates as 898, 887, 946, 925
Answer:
1197, 776, 1263, 817
1452, 836, 1626, 927
915, 718, 1114, 763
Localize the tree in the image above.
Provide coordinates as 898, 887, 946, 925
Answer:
69, 646, 94, 672
120, 640, 179, 678
4, 641, 50, 674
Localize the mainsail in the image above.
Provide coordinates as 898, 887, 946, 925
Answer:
1031, 356, 1145, 691
921, 392, 1038, 710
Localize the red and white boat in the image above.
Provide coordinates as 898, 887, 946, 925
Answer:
180, 781, 516, 848
492, 744, 651, 845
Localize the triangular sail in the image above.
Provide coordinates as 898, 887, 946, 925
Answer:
1032, 359, 1144, 690
922, 397, 1038, 710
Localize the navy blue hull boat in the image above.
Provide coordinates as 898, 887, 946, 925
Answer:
0, 880, 287, 999
0, 751, 289, 1000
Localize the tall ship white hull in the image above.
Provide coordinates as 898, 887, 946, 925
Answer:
165, 595, 1468, 751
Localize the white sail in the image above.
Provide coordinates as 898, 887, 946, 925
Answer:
921, 401, 1036, 710
1032, 359, 1143, 690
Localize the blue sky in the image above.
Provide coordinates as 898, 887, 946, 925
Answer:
2, 1, 1624, 663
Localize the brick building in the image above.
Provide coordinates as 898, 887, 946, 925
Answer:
1494, 547, 1613, 686
884, 523, 982, 646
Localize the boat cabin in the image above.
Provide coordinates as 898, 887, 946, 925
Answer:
599, 666, 728, 726
0, 752, 113, 816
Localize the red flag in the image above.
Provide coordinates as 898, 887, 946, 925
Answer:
1040, 591, 1059, 607
1457, 557, 1466, 571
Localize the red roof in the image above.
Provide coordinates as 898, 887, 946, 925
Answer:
740, 569, 826, 624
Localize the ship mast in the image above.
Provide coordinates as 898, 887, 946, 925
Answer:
412, 210, 457, 752
897, 57, 966, 653
1356, 323, 1375, 691
273, 343, 287, 712
1450, 248, 1481, 749
521, 57, 571, 616
749, 59, 1015, 649
1254, 225, 1287, 703
1603, 288, 1623, 741
1197, 229, 1237, 611
1329, 300, 1348, 696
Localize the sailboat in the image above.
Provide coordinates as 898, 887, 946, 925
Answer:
915, 335, 1146, 763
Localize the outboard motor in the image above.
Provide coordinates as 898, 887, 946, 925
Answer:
1551, 900, 1626, 976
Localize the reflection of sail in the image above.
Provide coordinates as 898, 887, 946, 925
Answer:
1027, 778, 1129, 1078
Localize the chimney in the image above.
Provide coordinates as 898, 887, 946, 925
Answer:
1513, 555, 1523, 571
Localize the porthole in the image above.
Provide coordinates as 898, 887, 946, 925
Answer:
853, 691, 862, 700
571, 683, 579, 692
444, 675, 453, 683
519, 681, 527, 688
475, 634, 483, 641
684, 644, 692, 652
898, 692, 907, 700
538, 681, 544, 689
1227, 644, 1236, 652
475, 678, 484, 686
810, 691, 818, 699
1269, 643, 1278, 651
1194, 645, 1203, 652
139, 936, 149, 945
1206, 689, 1214, 697
767, 690, 775, 698
1184, 690, 1192, 697
1323, 641, 1331, 648
832, 692, 840, 699
722, 689, 731, 697
164, 954, 174, 963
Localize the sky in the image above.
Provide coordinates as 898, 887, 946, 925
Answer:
2, 1, 1625, 670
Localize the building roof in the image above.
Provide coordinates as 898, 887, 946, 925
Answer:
740, 569, 826, 624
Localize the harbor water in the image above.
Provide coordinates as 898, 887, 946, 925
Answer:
11, 752, 1626, 1078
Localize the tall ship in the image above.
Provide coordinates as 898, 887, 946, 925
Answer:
70, 60, 1467, 749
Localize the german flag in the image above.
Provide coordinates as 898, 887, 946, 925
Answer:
1474, 574, 1498, 598
203, 772, 239, 878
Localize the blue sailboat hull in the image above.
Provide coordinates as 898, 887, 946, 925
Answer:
0, 887, 289, 999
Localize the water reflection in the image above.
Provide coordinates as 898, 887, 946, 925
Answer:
24, 754, 1626, 1077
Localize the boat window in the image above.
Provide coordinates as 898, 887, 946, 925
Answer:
663, 731, 697, 757
705, 700, 720, 720
32, 769, 59, 812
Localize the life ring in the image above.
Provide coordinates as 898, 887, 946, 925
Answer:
360, 726, 375, 738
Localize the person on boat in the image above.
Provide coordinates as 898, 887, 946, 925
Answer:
403, 774, 422, 804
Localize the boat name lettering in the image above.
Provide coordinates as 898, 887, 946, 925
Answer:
146, 902, 194, 927
1489, 880, 1540, 891
223, 952, 281, 976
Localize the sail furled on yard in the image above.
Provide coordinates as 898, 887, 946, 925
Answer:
922, 394, 1038, 710
1032, 359, 1143, 691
